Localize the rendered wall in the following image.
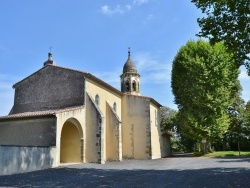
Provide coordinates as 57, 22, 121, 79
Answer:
12, 65, 85, 114
106, 102, 121, 161
161, 135, 171, 157
122, 95, 151, 159
150, 103, 162, 159
85, 93, 104, 163
55, 108, 85, 166
60, 121, 81, 163
85, 79, 122, 163
0, 117, 56, 146
0, 146, 56, 175
85, 79, 122, 120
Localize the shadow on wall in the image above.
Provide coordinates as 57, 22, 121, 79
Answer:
0, 146, 55, 175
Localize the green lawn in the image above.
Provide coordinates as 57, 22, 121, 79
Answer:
203, 151, 250, 157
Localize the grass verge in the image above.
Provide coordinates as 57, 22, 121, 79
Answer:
194, 151, 250, 157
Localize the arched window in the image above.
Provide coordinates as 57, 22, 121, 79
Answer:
95, 94, 100, 106
132, 81, 136, 91
125, 81, 130, 92
113, 102, 117, 112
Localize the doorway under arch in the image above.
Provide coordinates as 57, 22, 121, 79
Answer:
60, 119, 83, 163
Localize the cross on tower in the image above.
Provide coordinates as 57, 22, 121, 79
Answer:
49, 46, 53, 53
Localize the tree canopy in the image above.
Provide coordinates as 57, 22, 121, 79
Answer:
191, 0, 250, 71
223, 99, 250, 151
171, 40, 241, 142
160, 106, 177, 132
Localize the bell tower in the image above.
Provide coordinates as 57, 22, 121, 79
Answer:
120, 48, 140, 95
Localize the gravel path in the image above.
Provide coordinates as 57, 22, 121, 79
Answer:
0, 156, 249, 187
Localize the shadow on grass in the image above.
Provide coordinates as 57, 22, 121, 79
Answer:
0, 167, 249, 187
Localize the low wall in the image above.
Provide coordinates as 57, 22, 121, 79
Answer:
0, 146, 56, 176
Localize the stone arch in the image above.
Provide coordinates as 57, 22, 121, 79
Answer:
60, 118, 83, 163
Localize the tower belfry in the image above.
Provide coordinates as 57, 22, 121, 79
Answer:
120, 48, 140, 95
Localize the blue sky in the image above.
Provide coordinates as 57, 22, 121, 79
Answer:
0, 0, 250, 116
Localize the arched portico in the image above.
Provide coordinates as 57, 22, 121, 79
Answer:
60, 118, 83, 163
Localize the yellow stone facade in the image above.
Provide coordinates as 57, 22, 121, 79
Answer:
0, 52, 170, 175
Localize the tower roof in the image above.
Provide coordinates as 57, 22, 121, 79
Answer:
44, 51, 56, 66
123, 48, 137, 73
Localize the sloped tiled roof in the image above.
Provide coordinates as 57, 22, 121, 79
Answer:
0, 106, 84, 120
13, 65, 122, 96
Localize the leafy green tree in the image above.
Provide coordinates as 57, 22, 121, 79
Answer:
173, 111, 198, 152
226, 100, 250, 151
160, 106, 177, 132
171, 40, 241, 144
191, 0, 250, 72
160, 107, 195, 153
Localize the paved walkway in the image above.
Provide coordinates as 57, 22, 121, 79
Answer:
0, 156, 250, 187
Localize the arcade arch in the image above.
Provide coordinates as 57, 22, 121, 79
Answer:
60, 118, 83, 163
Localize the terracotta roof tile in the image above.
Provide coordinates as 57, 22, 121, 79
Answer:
0, 106, 84, 120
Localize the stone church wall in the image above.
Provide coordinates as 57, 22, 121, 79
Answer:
0, 117, 56, 146
0, 146, 56, 175
122, 95, 151, 159
85, 93, 104, 163
150, 103, 164, 159
106, 102, 122, 161
12, 66, 85, 114
85, 78, 122, 120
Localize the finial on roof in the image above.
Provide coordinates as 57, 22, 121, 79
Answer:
44, 47, 56, 66
128, 47, 131, 59
48, 52, 52, 61
48, 46, 53, 60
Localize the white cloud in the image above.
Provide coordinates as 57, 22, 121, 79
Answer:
101, 5, 131, 15
239, 67, 250, 102
133, 0, 149, 5
239, 68, 250, 80
134, 52, 171, 84
125, 5, 132, 11
101, 0, 150, 15
90, 52, 171, 94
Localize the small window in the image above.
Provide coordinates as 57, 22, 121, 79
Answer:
113, 102, 117, 112
95, 94, 100, 106
125, 81, 129, 92
132, 81, 136, 91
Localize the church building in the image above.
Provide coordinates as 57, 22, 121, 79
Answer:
0, 50, 170, 175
